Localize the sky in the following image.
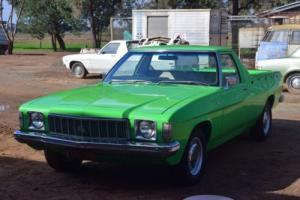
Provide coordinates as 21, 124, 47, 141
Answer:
2, 0, 17, 23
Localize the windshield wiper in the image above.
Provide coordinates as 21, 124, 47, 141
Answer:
108, 79, 153, 84
156, 80, 209, 86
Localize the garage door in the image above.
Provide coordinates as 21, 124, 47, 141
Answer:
147, 16, 168, 38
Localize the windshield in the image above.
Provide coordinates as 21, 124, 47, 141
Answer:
104, 52, 219, 86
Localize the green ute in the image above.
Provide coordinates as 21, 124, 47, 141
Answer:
15, 45, 282, 185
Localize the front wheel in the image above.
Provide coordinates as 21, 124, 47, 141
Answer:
174, 132, 207, 185
44, 149, 82, 172
251, 103, 272, 141
71, 62, 87, 79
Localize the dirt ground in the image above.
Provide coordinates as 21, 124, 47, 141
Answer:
0, 53, 300, 200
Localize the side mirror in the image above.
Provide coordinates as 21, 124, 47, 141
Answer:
224, 76, 238, 89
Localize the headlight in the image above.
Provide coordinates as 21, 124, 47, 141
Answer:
28, 112, 45, 130
135, 120, 156, 141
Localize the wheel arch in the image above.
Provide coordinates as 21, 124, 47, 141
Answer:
190, 120, 212, 143
284, 70, 300, 82
266, 95, 275, 108
70, 61, 89, 73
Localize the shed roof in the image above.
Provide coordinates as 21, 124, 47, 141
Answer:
259, 1, 300, 17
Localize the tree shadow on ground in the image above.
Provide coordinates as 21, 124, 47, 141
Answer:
0, 119, 299, 200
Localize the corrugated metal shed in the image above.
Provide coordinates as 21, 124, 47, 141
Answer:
132, 9, 228, 46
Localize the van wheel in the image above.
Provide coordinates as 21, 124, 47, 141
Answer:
286, 73, 300, 94
72, 62, 87, 79
174, 131, 207, 185
44, 149, 82, 172
251, 103, 272, 141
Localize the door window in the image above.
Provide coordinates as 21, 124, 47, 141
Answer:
101, 43, 120, 54
219, 54, 240, 86
291, 31, 300, 44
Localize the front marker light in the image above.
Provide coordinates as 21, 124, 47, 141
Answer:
135, 120, 156, 141
19, 112, 23, 128
28, 112, 45, 130
163, 123, 172, 142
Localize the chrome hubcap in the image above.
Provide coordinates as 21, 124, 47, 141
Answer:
263, 109, 271, 135
188, 138, 203, 176
74, 66, 83, 75
291, 76, 300, 89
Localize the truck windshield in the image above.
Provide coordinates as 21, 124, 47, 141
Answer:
104, 52, 219, 86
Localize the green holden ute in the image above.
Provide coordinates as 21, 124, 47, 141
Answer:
15, 45, 283, 185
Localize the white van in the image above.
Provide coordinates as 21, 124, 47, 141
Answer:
256, 24, 300, 62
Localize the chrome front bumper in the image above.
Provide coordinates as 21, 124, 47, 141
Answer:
14, 131, 180, 157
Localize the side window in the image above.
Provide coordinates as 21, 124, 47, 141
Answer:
113, 54, 142, 77
219, 54, 240, 86
270, 31, 289, 43
291, 31, 300, 44
101, 43, 120, 54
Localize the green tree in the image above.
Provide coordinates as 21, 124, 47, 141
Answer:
228, 0, 297, 52
167, 0, 220, 9
120, 0, 155, 17
21, 0, 80, 51
228, 0, 298, 15
76, 0, 121, 48
0, 0, 26, 54
19, 19, 45, 48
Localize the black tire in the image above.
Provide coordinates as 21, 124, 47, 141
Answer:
174, 131, 207, 185
71, 62, 87, 79
286, 73, 300, 94
251, 103, 272, 141
44, 149, 82, 172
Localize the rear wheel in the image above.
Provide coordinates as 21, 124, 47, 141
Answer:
174, 131, 207, 185
286, 73, 300, 94
251, 103, 272, 141
71, 62, 87, 79
44, 149, 82, 172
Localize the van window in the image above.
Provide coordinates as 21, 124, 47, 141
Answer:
291, 31, 300, 44
264, 31, 289, 43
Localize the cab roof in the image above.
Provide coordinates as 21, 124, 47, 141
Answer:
132, 45, 232, 52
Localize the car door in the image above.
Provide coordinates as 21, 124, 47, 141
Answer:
217, 53, 250, 139
90, 42, 121, 73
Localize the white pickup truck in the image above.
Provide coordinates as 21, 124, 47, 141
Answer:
62, 40, 133, 78
62, 36, 189, 78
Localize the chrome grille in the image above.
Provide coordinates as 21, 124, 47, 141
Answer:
48, 114, 129, 140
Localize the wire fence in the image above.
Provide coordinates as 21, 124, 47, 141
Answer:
111, 12, 300, 68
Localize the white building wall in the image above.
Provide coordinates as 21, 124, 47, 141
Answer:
168, 10, 210, 45
132, 9, 212, 45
